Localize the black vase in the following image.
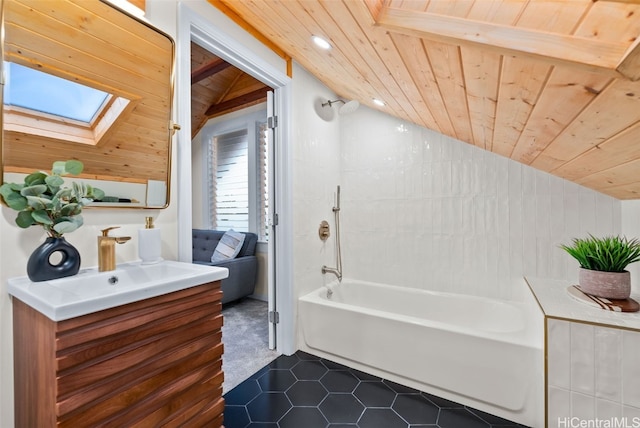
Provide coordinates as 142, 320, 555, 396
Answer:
27, 237, 81, 282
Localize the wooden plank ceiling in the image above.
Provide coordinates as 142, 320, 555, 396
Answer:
214, 0, 640, 200
191, 42, 270, 138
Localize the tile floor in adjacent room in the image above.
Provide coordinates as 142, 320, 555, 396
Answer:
223, 351, 528, 428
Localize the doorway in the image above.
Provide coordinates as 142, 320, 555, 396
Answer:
190, 49, 276, 390
175, 1, 295, 384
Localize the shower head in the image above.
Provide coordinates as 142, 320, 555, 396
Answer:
339, 100, 360, 115
321, 99, 360, 115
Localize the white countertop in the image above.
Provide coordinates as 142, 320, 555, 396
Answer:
8, 260, 229, 321
525, 277, 640, 330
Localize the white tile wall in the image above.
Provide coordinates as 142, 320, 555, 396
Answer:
570, 323, 595, 395
291, 64, 341, 300
548, 319, 571, 390
622, 329, 640, 408
622, 201, 640, 296
547, 318, 640, 427
595, 327, 622, 402
340, 106, 622, 300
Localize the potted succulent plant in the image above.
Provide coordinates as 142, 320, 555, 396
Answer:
0, 160, 104, 281
561, 235, 640, 299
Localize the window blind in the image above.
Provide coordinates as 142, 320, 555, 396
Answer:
212, 129, 249, 232
257, 122, 269, 241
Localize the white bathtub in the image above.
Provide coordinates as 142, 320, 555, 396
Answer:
299, 279, 543, 427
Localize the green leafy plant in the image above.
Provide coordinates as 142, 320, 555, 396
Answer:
0, 160, 104, 238
560, 235, 640, 273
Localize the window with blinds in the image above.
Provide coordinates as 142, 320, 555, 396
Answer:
257, 122, 269, 241
211, 129, 249, 232
209, 121, 269, 241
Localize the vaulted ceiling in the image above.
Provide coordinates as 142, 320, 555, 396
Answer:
211, 0, 640, 200
191, 42, 270, 138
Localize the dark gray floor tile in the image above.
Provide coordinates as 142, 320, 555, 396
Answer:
247, 365, 270, 380
223, 405, 250, 428
297, 350, 323, 360
438, 408, 491, 428
383, 379, 420, 394
279, 407, 329, 428
467, 407, 529, 427
292, 359, 329, 380
358, 408, 407, 428
321, 358, 350, 370
319, 393, 365, 423
353, 381, 396, 407
224, 379, 262, 405
320, 370, 360, 393
286, 380, 328, 406
268, 354, 300, 369
246, 392, 292, 423
224, 352, 526, 428
349, 368, 381, 381
257, 369, 296, 392
423, 392, 465, 409
392, 394, 439, 424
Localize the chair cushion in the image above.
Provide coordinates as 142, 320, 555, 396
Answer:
211, 229, 246, 262
192, 229, 258, 262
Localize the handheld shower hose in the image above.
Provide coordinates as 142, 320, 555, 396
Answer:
322, 185, 343, 283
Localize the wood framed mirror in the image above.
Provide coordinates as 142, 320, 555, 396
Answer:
1, 0, 175, 208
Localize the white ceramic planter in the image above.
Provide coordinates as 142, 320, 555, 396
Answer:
578, 268, 631, 300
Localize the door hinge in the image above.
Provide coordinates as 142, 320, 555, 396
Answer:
272, 213, 279, 227
269, 311, 280, 324
268, 116, 278, 129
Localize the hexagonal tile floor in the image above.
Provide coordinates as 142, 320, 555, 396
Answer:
223, 351, 529, 428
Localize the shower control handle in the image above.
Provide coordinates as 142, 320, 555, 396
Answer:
319, 221, 330, 241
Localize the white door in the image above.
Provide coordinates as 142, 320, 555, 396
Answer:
266, 90, 277, 350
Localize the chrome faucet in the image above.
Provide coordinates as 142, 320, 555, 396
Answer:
321, 265, 342, 281
98, 227, 131, 272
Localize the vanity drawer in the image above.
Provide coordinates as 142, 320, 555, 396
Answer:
13, 281, 225, 427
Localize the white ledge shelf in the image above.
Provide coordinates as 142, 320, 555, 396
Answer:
525, 277, 640, 331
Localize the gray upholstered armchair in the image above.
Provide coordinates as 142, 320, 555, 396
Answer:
192, 229, 258, 304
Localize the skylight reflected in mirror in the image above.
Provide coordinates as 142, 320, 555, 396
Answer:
5, 62, 109, 123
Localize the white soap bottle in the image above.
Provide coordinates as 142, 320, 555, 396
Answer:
138, 217, 162, 264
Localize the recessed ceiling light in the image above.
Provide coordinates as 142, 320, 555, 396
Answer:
105, 0, 145, 18
373, 98, 385, 107
312, 35, 332, 50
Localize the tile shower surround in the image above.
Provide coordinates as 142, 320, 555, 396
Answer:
547, 319, 640, 424
336, 107, 621, 301
223, 351, 527, 428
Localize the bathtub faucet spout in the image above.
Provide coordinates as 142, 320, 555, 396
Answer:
322, 265, 342, 282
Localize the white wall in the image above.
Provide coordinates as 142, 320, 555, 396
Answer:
0, 1, 286, 426
291, 64, 342, 300
340, 107, 622, 301
547, 319, 640, 425
622, 201, 640, 289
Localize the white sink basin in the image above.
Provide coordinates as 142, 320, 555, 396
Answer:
7, 260, 229, 321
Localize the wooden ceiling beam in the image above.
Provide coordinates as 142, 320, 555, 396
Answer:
191, 58, 233, 85
376, 6, 628, 79
617, 38, 640, 81
361, 0, 384, 23
204, 87, 269, 117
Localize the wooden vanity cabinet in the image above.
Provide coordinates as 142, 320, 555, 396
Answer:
13, 281, 225, 427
